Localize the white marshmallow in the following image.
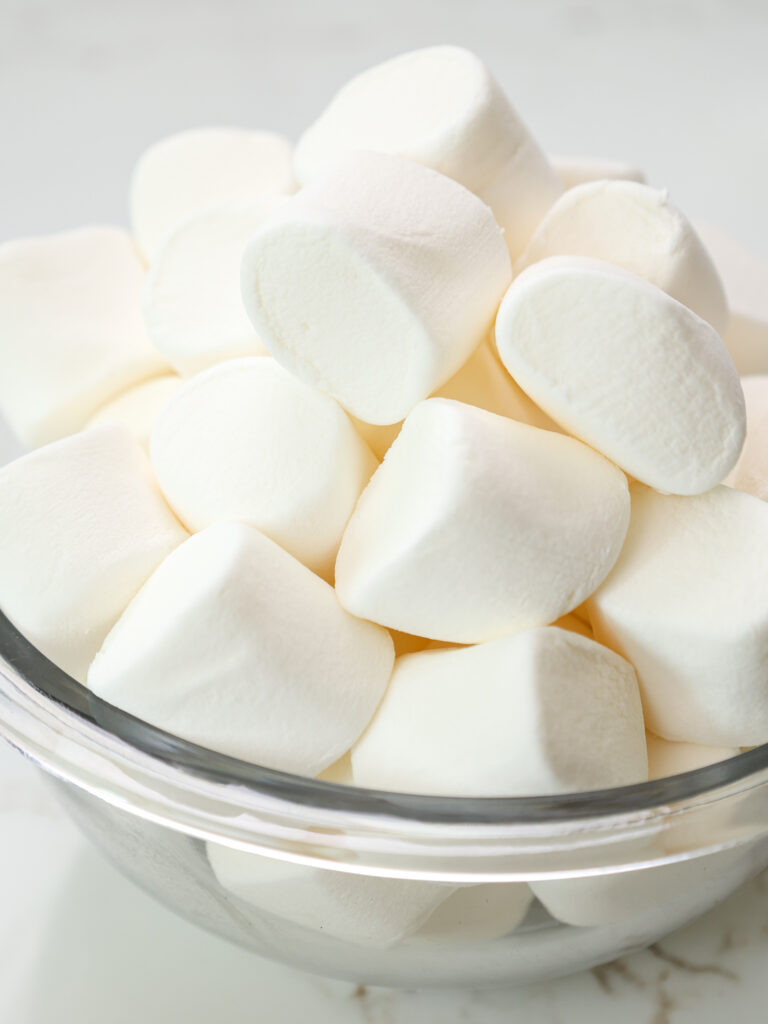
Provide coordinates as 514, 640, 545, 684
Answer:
410, 884, 532, 944
335, 399, 629, 643
696, 222, 768, 374
143, 200, 283, 376
207, 844, 453, 948
589, 483, 768, 747
351, 339, 556, 459
646, 734, 738, 780
0, 227, 169, 447
241, 150, 512, 426
725, 376, 768, 503
88, 522, 394, 775
0, 426, 187, 682
130, 128, 295, 262
532, 846, 754, 928
551, 156, 646, 191
294, 46, 562, 259
150, 358, 377, 578
351, 628, 647, 796
495, 257, 745, 495
87, 374, 182, 452
516, 181, 728, 334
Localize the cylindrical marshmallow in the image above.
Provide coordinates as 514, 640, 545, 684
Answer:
150, 358, 378, 578
0, 426, 187, 681
88, 522, 394, 775
130, 128, 296, 262
241, 150, 512, 426
495, 257, 746, 495
725, 376, 768, 502
409, 884, 532, 944
0, 227, 169, 447
696, 221, 768, 375
335, 399, 629, 643
515, 181, 728, 334
351, 338, 556, 460
207, 844, 453, 948
351, 628, 647, 796
589, 483, 768, 747
550, 156, 646, 191
143, 200, 284, 376
294, 46, 562, 259
87, 375, 182, 452
646, 734, 738, 780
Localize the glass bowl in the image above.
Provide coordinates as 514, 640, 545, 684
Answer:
2, 608, 768, 988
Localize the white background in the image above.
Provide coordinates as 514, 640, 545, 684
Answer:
2, 0, 768, 1020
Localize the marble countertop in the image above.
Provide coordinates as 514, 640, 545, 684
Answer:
2, 0, 768, 1019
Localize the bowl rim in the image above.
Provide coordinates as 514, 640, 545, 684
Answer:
3, 608, 768, 826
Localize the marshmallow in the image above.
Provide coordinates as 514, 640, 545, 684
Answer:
335, 399, 629, 643
0, 227, 169, 447
143, 200, 284, 376
0, 426, 187, 682
351, 628, 647, 796
495, 257, 745, 495
515, 181, 728, 334
130, 128, 295, 262
150, 358, 377, 578
725, 376, 768, 502
589, 483, 768, 747
410, 884, 532, 944
294, 46, 562, 259
88, 522, 394, 774
646, 734, 738, 780
551, 156, 646, 191
87, 375, 182, 452
696, 222, 768, 374
351, 339, 556, 459
532, 846, 755, 928
207, 844, 453, 947
241, 150, 512, 425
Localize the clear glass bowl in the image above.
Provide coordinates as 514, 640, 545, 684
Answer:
2, 608, 768, 988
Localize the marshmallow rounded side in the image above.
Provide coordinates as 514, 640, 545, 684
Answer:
130, 128, 296, 262
725, 375, 768, 502
207, 844, 453, 948
294, 46, 562, 259
696, 221, 768, 375
551, 155, 646, 191
88, 522, 394, 775
143, 200, 283, 376
150, 358, 378, 578
589, 483, 768, 747
241, 150, 512, 425
0, 227, 169, 447
87, 374, 182, 452
0, 426, 187, 681
495, 257, 746, 495
351, 628, 647, 797
336, 398, 630, 643
515, 181, 728, 334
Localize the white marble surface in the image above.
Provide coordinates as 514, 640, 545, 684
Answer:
2, 0, 768, 1019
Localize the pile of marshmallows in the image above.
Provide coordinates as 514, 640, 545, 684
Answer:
2, 46, 768, 803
